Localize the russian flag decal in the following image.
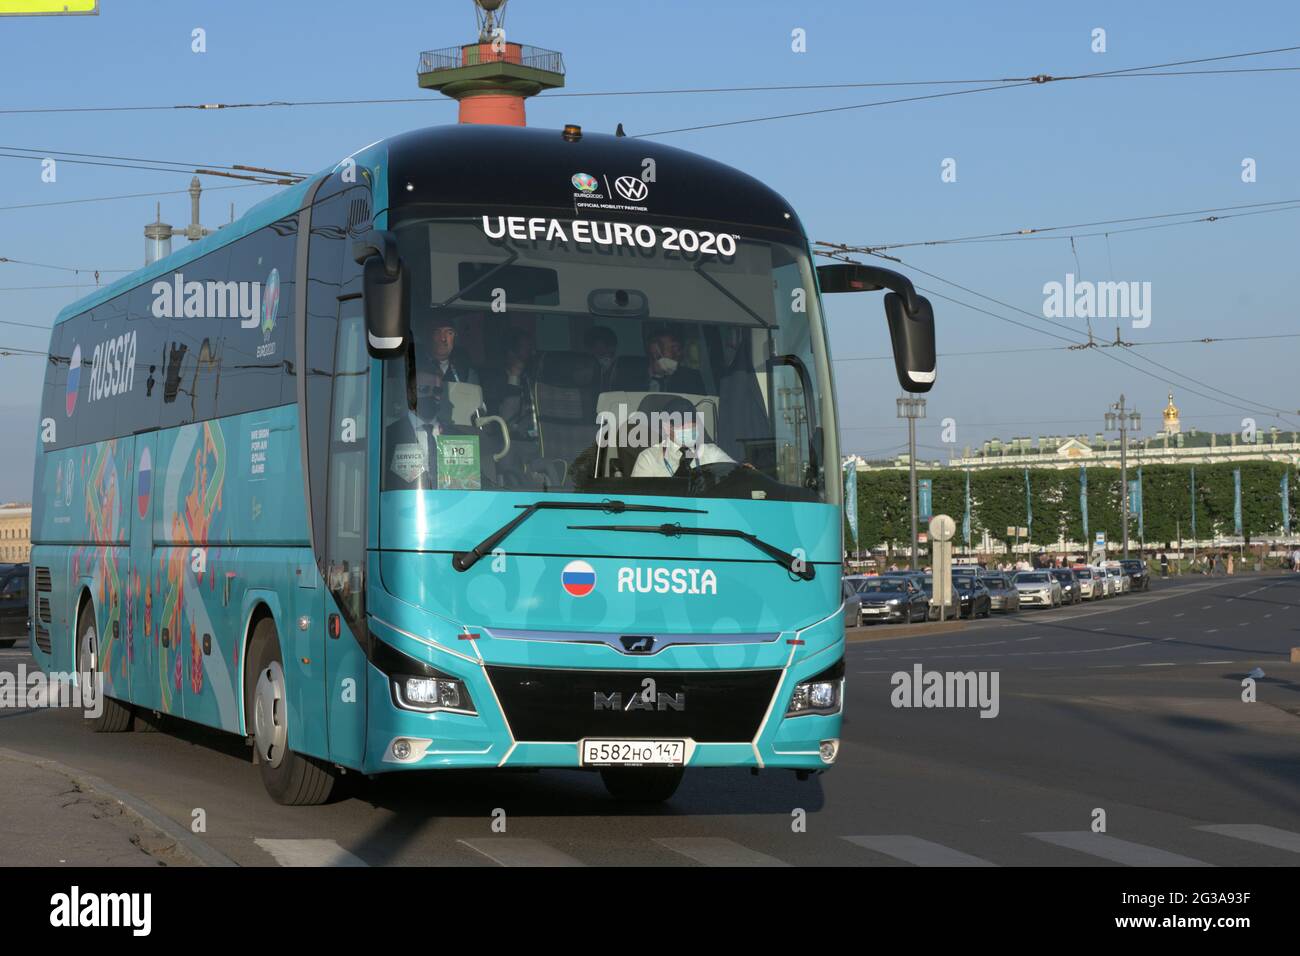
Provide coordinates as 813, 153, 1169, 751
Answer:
561, 560, 596, 597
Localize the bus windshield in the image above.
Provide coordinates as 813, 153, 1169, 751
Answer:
381, 216, 839, 504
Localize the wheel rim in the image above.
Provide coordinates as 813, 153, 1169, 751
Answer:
253, 660, 288, 768
79, 623, 98, 679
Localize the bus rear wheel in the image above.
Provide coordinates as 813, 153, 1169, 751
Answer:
0, 639, 16, 649
599, 766, 684, 803
245, 617, 337, 806
77, 604, 134, 733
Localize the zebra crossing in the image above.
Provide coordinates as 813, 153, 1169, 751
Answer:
251, 822, 1300, 867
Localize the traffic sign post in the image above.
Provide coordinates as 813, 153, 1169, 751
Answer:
930, 515, 955, 623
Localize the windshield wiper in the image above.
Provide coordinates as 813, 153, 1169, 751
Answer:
452, 500, 706, 571
568, 522, 816, 581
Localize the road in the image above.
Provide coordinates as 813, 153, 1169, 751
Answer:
1, 571, 1297, 866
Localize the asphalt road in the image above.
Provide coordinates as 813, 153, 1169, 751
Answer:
1, 571, 1297, 867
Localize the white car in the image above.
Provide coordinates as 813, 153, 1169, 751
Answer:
1103, 562, 1130, 594
1074, 566, 1101, 600
1013, 571, 1062, 608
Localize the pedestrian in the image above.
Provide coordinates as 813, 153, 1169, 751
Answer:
1227, 553, 1235, 576
1159, 551, 1169, 577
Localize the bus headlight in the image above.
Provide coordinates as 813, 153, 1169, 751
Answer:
393, 675, 475, 714
786, 658, 844, 717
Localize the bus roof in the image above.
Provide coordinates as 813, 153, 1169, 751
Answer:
52, 123, 806, 329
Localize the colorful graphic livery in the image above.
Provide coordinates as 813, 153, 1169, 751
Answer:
30, 124, 935, 804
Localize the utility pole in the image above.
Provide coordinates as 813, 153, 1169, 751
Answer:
897, 396, 926, 570
1105, 395, 1142, 559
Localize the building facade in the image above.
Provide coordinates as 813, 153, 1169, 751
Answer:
0, 504, 31, 563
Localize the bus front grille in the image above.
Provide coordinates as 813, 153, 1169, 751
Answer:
485, 666, 783, 744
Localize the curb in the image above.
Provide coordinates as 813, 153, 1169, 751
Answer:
0, 747, 238, 867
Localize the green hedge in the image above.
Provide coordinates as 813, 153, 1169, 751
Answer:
849, 462, 1299, 552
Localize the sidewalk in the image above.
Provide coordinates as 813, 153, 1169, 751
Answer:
0, 748, 220, 867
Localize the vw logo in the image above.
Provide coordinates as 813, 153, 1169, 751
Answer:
614, 176, 648, 202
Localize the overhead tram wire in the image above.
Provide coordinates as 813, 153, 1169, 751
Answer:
0, 182, 262, 213
818, 247, 1298, 424
633, 45, 1300, 137
832, 332, 1300, 363
3, 45, 1298, 116
822, 197, 1300, 253
0, 146, 306, 184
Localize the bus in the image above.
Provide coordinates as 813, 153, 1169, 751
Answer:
29, 123, 935, 804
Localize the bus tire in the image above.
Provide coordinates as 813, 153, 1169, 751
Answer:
599, 767, 684, 803
0, 639, 16, 649
246, 617, 337, 806
77, 604, 134, 733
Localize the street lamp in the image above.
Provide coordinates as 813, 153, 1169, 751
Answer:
1104, 395, 1142, 559
897, 396, 927, 570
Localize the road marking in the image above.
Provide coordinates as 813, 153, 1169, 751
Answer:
1174, 613, 1184, 618
843, 835, 996, 867
1197, 660, 1233, 665
1138, 662, 1176, 667
1135, 621, 1150, 625
254, 838, 368, 867
1197, 824, 1300, 854
1027, 832, 1211, 867
1202, 605, 1212, 610
1205, 629, 1218, 634
459, 838, 584, 867
655, 837, 789, 867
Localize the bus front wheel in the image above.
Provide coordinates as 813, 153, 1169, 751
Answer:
77, 604, 133, 733
599, 766, 684, 803
245, 617, 337, 806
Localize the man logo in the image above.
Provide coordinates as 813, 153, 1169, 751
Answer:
620, 635, 655, 654
614, 175, 648, 202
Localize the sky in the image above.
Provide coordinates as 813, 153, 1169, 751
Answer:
0, 0, 1297, 500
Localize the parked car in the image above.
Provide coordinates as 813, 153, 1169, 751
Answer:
0, 563, 29, 648
919, 575, 960, 621
1014, 570, 1062, 608
1102, 561, 1130, 594
1073, 565, 1102, 600
1048, 568, 1081, 605
952, 572, 993, 619
979, 573, 1021, 613
1119, 558, 1151, 591
853, 576, 929, 625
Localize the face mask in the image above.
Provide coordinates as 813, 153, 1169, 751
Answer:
677, 425, 699, 449
656, 356, 678, 375
597, 355, 614, 370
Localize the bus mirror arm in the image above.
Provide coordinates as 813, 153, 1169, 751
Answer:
357, 232, 411, 360
815, 263, 936, 394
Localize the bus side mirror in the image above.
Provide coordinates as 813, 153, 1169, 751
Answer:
354, 230, 410, 359
816, 263, 937, 393
884, 292, 936, 393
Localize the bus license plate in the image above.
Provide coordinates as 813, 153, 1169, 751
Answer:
580, 739, 685, 767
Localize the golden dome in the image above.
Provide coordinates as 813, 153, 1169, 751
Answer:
1163, 392, 1179, 422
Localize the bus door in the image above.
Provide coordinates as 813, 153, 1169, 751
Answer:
129, 432, 160, 713
322, 297, 370, 766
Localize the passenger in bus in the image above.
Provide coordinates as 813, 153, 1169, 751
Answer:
582, 325, 620, 393
483, 327, 539, 441
384, 365, 455, 490
419, 315, 480, 389
631, 395, 734, 477
617, 327, 706, 395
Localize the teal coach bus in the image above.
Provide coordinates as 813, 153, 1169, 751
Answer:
29, 123, 935, 804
